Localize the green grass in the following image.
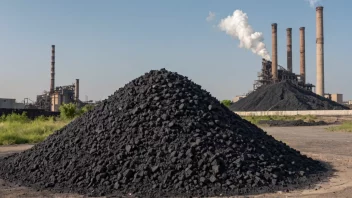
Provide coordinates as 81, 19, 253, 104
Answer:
327, 121, 352, 132
242, 115, 317, 125
0, 113, 71, 145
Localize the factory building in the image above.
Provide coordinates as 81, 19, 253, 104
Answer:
0, 98, 25, 109
325, 93, 344, 104
251, 6, 346, 103
35, 45, 82, 112
331, 94, 343, 104
50, 80, 79, 112
253, 21, 314, 92
232, 95, 246, 103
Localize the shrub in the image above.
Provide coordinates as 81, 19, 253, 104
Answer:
35, 115, 48, 122
0, 112, 29, 123
59, 103, 95, 120
79, 104, 95, 115
59, 103, 79, 120
221, 100, 232, 108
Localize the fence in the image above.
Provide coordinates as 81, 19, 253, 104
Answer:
0, 108, 60, 119
234, 110, 352, 116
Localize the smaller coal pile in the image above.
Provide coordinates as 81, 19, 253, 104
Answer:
258, 120, 328, 127
0, 69, 327, 197
230, 81, 350, 111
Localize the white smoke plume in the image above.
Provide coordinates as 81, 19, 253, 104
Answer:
206, 11, 216, 22
305, 0, 322, 8
218, 10, 271, 60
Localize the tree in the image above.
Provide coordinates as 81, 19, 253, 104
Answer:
221, 100, 232, 108
59, 103, 96, 120
79, 104, 95, 115
59, 103, 78, 120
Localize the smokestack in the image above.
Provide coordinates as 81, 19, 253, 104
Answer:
271, 23, 278, 81
286, 28, 292, 72
50, 45, 55, 93
316, 6, 324, 96
300, 27, 306, 84
75, 79, 79, 102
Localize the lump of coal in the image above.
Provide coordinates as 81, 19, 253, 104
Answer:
0, 69, 326, 197
258, 119, 329, 127
230, 81, 350, 111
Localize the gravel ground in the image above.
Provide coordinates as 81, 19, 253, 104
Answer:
0, 125, 352, 197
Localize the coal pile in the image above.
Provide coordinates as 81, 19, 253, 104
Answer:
258, 120, 329, 127
0, 69, 327, 197
230, 81, 350, 111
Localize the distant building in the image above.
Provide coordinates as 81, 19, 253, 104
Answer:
50, 85, 76, 112
324, 93, 344, 104
331, 94, 343, 104
232, 95, 246, 103
349, 100, 352, 105
0, 98, 25, 109
324, 94, 331, 99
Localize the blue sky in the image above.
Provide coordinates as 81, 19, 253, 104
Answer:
0, 0, 351, 103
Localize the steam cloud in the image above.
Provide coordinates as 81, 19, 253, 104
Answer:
305, 0, 322, 8
218, 10, 271, 60
206, 11, 216, 22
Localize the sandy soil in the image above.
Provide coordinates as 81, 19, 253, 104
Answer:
0, 125, 352, 197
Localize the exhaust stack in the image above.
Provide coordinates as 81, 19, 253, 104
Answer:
50, 45, 55, 93
286, 28, 292, 72
300, 27, 306, 84
75, 79, 80, 102
316, 6, 324, 96
271, 23, 278, 81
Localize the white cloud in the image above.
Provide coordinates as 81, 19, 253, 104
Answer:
305, 0, 322, 8
206, 11, 216, 22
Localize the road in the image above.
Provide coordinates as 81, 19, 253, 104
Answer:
0, 125, 352, 197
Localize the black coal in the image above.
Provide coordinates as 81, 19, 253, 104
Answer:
0, 69, 327, 197
258, 120, 329, 127
230, 81, 349, 111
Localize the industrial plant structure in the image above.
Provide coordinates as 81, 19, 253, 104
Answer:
252, 6, 327, 96
316, 6, 324, 96
0, 98, 25, 109
34, 45, 82, 112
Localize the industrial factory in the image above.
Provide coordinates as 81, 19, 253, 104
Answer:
0, 45, 84, 112
253, 25, 314, 92
239, 6, 346, 105
34, 45, 83, 112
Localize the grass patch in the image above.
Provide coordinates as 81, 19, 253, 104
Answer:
327, 121, 352, 132
242, 115, 317, 125
0, 113, 71, 145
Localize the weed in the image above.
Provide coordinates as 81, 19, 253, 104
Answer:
0, 113, 70, 145
327, 121, 352, 132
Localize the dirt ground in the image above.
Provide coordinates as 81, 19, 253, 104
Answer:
0, 125, 352, 197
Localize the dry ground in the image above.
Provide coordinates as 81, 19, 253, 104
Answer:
0, 125, 352, 197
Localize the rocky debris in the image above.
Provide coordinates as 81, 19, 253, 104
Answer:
0, 69, 327, 197
230, 81, 350, 111
258, 120, 329, 127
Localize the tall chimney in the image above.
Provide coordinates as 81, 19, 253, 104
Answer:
50, 45, 55, 93
271, 23, 278, 81
316, 6, 324, 96
286, 28, 292, 72
75, 79, 79, 102
300, 27, 306, 84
